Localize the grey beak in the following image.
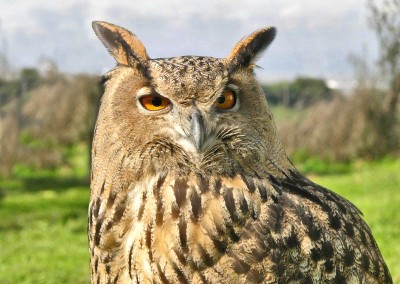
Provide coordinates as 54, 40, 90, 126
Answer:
190, 111, 205, 151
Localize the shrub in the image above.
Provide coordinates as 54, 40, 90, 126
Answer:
277, 87, 399, 162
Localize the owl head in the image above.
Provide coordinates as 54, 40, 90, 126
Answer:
92, 21, 289, 179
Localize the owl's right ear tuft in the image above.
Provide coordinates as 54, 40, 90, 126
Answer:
92, 21, 150, 67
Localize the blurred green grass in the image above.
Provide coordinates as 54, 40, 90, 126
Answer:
0, 182, 89, 283
0, 158, 399, 283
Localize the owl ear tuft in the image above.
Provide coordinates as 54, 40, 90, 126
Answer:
92, 21, 150, 67
226, 27, 276, 73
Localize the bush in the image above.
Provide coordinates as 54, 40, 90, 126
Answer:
0, 73, 101, 177
277, 87, 399, 162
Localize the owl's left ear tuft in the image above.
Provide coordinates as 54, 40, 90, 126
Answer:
92, 21, 150, 67
226, 27, 276, 73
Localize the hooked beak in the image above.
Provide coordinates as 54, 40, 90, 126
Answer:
190, 111, 205, 151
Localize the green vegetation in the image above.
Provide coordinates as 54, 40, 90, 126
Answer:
268, 105, 308, 124
0, 158, 398, 283
262, 77, 332, 107
0, 184, 89, 284
293, 152, 353, 175
0, 143, 90, 284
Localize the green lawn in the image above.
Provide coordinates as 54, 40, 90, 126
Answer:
0, 159, 399, 283
0, 177, 90, 284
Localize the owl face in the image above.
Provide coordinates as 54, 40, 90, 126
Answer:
94, 22, 279, 176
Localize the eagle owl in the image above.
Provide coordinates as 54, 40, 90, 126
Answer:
89, 21, 392, 284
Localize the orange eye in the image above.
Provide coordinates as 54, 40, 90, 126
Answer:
139, 94, 171, 111
215, 89, 236, 110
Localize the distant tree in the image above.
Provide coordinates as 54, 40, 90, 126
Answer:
262, 77, 332, 107
262, 82, 290, 106
0, 53, 9, 79
291, 77, 331, 107
19, 68, 41, 91
367, 0, 400, 152
0, 20, 11, 79
367, 0, 400, 113
0, 78, 18, 106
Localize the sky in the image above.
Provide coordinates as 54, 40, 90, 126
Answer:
0, 0, 379, 85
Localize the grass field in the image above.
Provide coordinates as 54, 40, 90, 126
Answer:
0, 159, 399, 283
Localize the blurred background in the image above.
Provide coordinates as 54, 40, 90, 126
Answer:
0, 0, 399, 283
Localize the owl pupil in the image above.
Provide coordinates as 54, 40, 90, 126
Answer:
217, 95, 225, 104
152, 96, 162, 106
